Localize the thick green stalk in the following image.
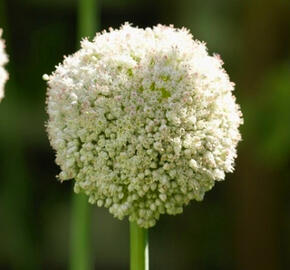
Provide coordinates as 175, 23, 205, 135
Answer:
70, 194, 91, 270
70, 1, 99, 270
130, 222, 149, 270
77, 0, 99, 40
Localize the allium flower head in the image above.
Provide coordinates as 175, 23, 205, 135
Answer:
45, 23, 243, 228
0, 29, 8, 102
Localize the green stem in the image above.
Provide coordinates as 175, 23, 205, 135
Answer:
130, 222, 149, 270
70, 194, 91, 270
77, 0, 100, 40
70, 0, 99, 270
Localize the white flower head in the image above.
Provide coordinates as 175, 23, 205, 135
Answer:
45, 23, 243, 228
0, 29, 8, 102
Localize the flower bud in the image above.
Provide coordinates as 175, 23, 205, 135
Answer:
0, 29, 8, 102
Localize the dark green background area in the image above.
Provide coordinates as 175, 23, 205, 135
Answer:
0, 0, 289, 269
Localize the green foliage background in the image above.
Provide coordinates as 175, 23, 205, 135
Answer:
0, 0, 289, 269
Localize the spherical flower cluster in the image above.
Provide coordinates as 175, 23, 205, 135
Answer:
0, 29, 8, 102
45, 23, 243, 228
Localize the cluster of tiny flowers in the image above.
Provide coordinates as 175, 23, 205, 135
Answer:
45, 23, 243, 228
0, 29, 8, 102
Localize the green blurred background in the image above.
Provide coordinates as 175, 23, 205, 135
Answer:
0, 0, 289, 269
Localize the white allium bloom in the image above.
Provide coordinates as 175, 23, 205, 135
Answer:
0, 29, 8, 102
45, 23, 243, 228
